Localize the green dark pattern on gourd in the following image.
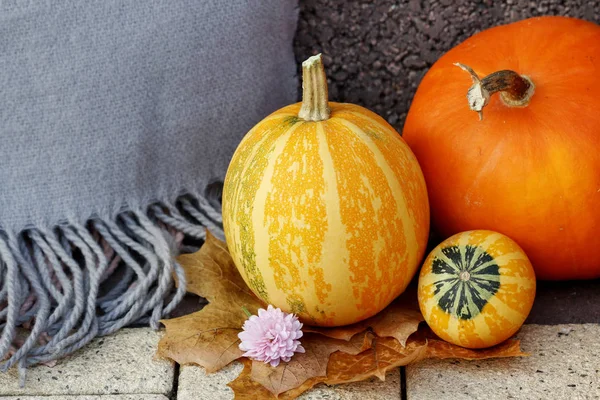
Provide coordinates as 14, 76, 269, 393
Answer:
432, 245, 500, 320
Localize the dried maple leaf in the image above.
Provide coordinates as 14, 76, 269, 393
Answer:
250, 332, 372, 396
315, 327, 525, 389
157, 232, 265, 372
230, 330, 526, 399
304, 291, 423, 346
326, 336, 428, 383
176, 231, 254, 303
227, 359, 274, 400
414, 327, 527, 359
229, 359, 326, 400
302, 321, 368, 342
426, 337, 525, 359
229, 334, 426, 399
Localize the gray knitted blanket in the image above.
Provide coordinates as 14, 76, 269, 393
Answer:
0, 0, 298, 383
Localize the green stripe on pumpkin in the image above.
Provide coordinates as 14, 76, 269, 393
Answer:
227, 118, 303, 303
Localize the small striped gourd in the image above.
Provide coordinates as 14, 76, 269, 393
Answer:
418, 230, 536, 348
222, 54, 430, 327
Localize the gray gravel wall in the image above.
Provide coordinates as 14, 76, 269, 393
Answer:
294, 0, 600, 132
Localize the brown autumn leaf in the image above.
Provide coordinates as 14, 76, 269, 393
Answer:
228, 334, 426, 399
302, 320, 369, 342
326, 335, 428, 382
157, 232, 265, 372
303, 290, 424, 346
414, 326, 527, 360
324, 328, 526, 386
229, 329, 526, 400
426, 337, 525, 359
323, 327, 526, 387
176, 230, 255, 303
228, 358, 327, 400
227, 359, 274, 400
250, 331, 372, 396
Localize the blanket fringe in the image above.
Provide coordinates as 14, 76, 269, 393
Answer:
0, 191, 223, 385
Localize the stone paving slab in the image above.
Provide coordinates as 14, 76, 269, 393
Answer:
0, 396, 168, 399
406, 324, 600, 400
177, 362, 401, 399
177, 362, 243, 400
298, 369, 401, 399
0, 329, 174, 397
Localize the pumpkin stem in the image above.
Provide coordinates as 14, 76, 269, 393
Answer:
454, 63, 535, 120
299, 54, 331, 122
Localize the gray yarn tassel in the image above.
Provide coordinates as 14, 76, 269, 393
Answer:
0, 193, 222, 385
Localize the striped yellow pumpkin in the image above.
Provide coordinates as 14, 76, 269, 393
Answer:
418, 230, 536, 348
222, 54, 429, 327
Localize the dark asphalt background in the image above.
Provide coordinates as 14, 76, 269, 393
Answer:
174, 1, 600, 325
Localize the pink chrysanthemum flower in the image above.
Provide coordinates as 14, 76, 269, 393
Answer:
238, 305, 305, 367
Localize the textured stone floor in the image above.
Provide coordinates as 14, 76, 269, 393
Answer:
1, 324, 599, 400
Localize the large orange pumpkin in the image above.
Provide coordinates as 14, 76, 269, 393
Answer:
222, 55, 429, 326
402, 16, 600, 280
